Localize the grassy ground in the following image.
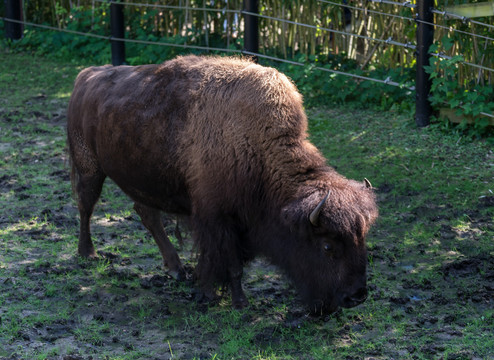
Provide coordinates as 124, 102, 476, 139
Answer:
0, 48, 493, 360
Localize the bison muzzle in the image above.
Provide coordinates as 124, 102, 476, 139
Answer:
67, 55, 378, 314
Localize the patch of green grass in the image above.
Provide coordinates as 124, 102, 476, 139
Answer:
73, 319, 111, 346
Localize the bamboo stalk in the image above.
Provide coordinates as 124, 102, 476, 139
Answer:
226, 0, 230, 49
91, 0, 95, 30
203, 0, 209, 50
282, 3, 287, 58
360, 17, 396, 70
178, 0, 183, 36
477, 39, 488, 86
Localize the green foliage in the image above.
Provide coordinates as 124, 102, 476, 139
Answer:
273, 54, 415, 114
424, 54, 494, 137
1, 4, 111, 64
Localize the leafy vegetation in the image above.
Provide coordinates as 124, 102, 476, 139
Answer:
1, 49, 493, 360
425, 54, 494, 137
273, 55, 415, 112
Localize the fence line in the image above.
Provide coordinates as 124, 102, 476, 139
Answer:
242, 50, 414, 90
1, 2, 409, 95
0, 16, 243, 54
431, 52, 494, 74
415, 18, 494, 43
316, 0, 494, 44
1, 17, 111, 41
2, 0, 493, 127
228, 10, 417, 51
270, 0, 494, 85
0, 14, 409, 88
317, 0, 416, 23
98, 0, 240, 14
0, 14, 411, 90
432, 9, 494, 30
97, 0, 419, 55
102, 0, 419, 51
9, 1, 490, 67
368, 0, 416, 8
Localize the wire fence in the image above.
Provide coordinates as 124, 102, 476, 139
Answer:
432, 8, 494, 30
2, 0, 494, 124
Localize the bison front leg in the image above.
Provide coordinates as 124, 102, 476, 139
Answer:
229, 267, 249, 309
194, 218, 249, 309
133, 202, 185, 280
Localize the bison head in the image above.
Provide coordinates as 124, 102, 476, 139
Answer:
279, 179, 378, 314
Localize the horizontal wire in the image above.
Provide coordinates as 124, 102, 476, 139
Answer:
242, 50, 415, 90
438, 101, 494, 118
96, 0, 240, 14
415, 17, 494, 42
1, 17, 111, 40
368, 0, 416, 8
317, 0, 415, 22
0, 17, 242, 53
431, 52, 494, 74
432, 8, 494, 30
242, 10, 416, 50
115, 36, 242, 53
319, 0, 494, 32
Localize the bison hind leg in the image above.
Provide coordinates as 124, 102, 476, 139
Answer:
133, 202, 185, 281
73, 170, 106, 259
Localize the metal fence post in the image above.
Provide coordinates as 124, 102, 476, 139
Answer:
4, 0, 23, 40
243, 0, 259, 61
110, 0, 126, 66
415, 0, 434, 127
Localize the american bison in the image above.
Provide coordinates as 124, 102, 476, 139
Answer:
67, 55, 378, 314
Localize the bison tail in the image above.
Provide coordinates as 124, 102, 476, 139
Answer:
67, 141, 79, 201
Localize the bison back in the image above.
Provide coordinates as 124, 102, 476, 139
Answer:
67, 55, 311, 216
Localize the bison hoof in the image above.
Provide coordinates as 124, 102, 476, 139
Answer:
232, 295, 249, 310
195, 288, 220, 305
79, 251, 98, 259
168, 268, 186, 281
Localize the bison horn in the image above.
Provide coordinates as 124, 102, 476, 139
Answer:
364, 178, 372, 189
309, 191, 331, 227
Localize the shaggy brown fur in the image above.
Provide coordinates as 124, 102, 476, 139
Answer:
67, 55, 378, 313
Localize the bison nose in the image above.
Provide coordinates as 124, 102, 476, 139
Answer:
341, 287, 368, 308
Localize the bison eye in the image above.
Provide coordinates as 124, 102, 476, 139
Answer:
323, 243, 332, 253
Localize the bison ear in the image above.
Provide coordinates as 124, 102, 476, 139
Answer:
309, 190, 331, 227
363, 178, 372, 189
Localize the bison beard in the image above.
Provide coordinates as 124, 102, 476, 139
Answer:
67, 55, 378, 314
